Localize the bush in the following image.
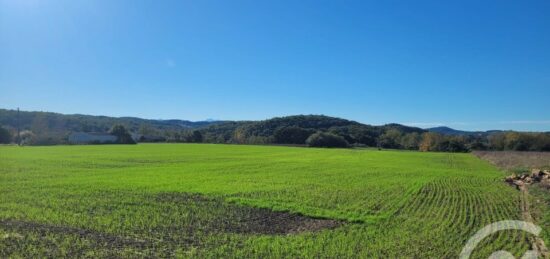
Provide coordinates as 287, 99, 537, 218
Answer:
306, 132, 349, 148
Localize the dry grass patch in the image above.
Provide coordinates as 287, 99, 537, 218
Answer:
473, 151, 550, 171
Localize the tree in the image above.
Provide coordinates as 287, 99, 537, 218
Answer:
504, 132, 522, 150
273, 126, 313, 144
419, 133, 468, 152
19, 130, 35, 145
535, 133, 550, 151
0, 126, 11, 144
348, 126, 378, 146
400, 132, 422, 150
379, 129, 402, 149
187, 130, 203, 143
468, 140, 488, 150
438, 138, 469, 152
109, 125, 136, 144
138, 125, 159, 136
419, 132, 443, 152
487, 133, 506, 150
306, 132, 349, 148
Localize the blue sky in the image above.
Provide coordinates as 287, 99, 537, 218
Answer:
1, 0, 549, 131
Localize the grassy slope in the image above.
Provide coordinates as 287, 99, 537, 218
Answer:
0, 144, 530, 258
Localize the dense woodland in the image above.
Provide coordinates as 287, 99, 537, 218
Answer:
1, 109, 549, 152
0, 109, 217, 145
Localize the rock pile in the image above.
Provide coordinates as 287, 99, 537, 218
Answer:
506, 169, 550, 189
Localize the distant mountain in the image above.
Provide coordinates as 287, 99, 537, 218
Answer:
427, 126, 503, 136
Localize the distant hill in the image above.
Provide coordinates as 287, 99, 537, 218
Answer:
1, 108, 549, 152
0, 109, 426, 146
427, 126, 504, 136
199, 115, 425, 146
0, 108, 220, 140
427, 126, 476, 135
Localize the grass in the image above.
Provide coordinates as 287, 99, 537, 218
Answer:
0, 144, 533, 258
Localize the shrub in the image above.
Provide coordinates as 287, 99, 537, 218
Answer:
306, 132, 349, 148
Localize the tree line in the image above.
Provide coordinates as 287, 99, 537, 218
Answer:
159, 116, 550, 152
1, 110, 549, 152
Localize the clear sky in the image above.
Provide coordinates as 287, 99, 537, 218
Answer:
1, 0, 549, 131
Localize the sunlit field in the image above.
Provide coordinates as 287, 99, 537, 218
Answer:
0, 144, 532, 258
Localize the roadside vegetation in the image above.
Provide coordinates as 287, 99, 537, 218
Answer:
0, 144, 532, 258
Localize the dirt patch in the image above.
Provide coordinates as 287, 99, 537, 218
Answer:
0, 219, 149, 249
154, 192, 344, 235
221, 206, 342, 235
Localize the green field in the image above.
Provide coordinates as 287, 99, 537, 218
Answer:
0, 144, 535, 258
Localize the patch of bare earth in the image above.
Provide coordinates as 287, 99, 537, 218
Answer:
0, 219, 149, 248
155, 193, 343, 235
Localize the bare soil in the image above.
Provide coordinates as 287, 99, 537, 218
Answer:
0, 219, 149, 249
155, 192, 344, 235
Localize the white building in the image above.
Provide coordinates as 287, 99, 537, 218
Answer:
68, 132, 117, 144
